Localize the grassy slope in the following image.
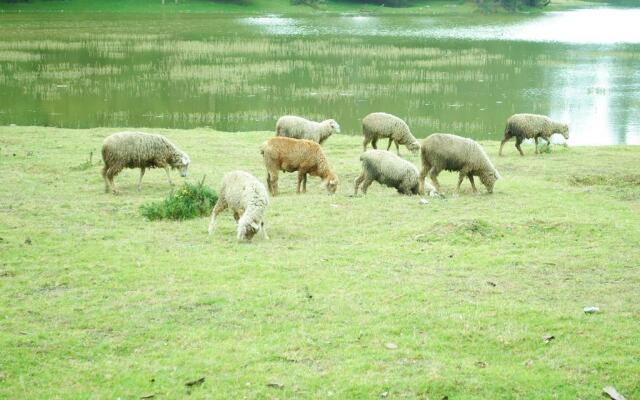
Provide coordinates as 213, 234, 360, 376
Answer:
0, 0, 604, 14
0, 126, 639, 399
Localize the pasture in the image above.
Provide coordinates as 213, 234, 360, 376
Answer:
1, 126, 638, 398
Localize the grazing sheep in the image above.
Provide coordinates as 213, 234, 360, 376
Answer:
276, 115, 340, 144
362, 112, 421, 155
419, 133, 500, 194
499, 113, 570, 156
260, 137, 338, 196
208, 171, 269, 241
354, 150, 439, 196
101, 131, 190, 195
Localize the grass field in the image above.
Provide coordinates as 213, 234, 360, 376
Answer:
0, 126, 639, 399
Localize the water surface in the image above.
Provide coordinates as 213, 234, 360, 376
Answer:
0, 8, 639, 144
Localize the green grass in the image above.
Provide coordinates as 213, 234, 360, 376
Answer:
140, 179, 218, 221
1, 126, 639, 399
0, 0, 604, 15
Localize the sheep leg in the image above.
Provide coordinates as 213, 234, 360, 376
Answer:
102, 165, 111, 193
418, 161, 430, 195
468, 174, 478, 193
371, 137, 378, 149
266, 173, 272, 195
354, 172, 366, 195
428, 167, 441, 192
386, 138, 393, 151
456, 171, 466, 194
302, 174, 307, 193
207, 199, 227, 235
515, 137, 524, 156
534, 137, 539, 154
270, 173, 279, 196
361, 178, 373, 194
137, 167, 146, 191
394, 140, 400, 155
296, 171, 306, 194
499, 135, 511, 156
164, 166, 174, 186
363, 137, 371, 152
233, 210, 242, 222
106, 166, 120, 195
261, 223, 269, 240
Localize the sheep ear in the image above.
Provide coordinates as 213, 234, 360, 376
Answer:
181, 156, 189, 165
250, 221, 261, 231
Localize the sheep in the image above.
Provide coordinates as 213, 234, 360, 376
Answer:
101, 131, 190, 195
276, 115, 340, 144
207, 170, 269, 241
362, 112, 421, 155
419, 133, 500, 195
260, 136, 338, 196
354, 149, 439, 197
499, 113, 570, 156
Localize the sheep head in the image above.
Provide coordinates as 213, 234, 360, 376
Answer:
237, 217, 263, 241
326, 119, 340, 134
480, 169, 500, 194
408, 141, 421, 154
171, 153, 190, 177
325, 176, 339, 195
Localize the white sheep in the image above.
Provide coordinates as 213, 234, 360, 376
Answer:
276, 115, 340, 144
101, 131, 190, 195
362, 112, 421, 155
208, 170, 269, 241
500, 113, 570, 156
419, 133, 500, 194
354, 149, 439, 196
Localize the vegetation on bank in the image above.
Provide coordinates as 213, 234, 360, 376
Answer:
0, 0, 614, 14
1, 126, 639, 399
140, 179, 218, 221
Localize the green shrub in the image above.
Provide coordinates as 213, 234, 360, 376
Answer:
140, 178, 217, 221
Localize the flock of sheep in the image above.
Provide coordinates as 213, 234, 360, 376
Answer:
101, 112, 570, 241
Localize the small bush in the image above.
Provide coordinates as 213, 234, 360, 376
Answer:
140, 178, 217, 221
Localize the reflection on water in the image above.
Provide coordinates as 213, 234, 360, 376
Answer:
0, 9, 639, 144
243, 8, 640, 45
513, 9, 640, 44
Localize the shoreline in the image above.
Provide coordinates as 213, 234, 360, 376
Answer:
1, 125, 637, 147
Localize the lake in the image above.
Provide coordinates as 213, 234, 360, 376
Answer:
1, 8, 639, 144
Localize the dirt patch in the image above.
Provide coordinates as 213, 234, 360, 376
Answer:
419, 219, 506, 243
569, 174, 640, 187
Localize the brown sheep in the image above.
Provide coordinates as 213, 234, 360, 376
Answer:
260, 137, 338, 196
